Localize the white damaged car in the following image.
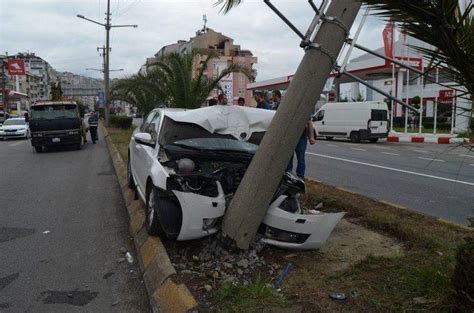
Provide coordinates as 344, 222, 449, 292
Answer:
128, 105, 344, 250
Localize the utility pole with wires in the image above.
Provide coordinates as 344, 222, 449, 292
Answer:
86, 46, 124, 74
77, 0, 137, 126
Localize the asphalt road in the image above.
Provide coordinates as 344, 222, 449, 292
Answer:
303, 139, 474, 225
0, 134, 149, 312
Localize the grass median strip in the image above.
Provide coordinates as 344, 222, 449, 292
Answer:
107, 126, 473, 312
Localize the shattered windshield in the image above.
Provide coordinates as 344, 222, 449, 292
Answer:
172, 138, 258, 153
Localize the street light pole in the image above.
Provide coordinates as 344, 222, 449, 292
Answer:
77, 0, 137, 126
104, 0, 111, 125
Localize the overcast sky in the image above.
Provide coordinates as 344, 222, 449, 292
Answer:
0, 0, 389, 82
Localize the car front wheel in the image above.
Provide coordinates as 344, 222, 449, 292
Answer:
146, 187, 165, 236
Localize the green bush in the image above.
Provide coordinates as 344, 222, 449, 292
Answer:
110, 115, 133, 129
452, 237, 474, 310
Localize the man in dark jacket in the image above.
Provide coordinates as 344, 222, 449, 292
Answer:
88, 111, 99, 144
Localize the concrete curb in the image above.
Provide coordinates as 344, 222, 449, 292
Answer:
101, 124, 198, 313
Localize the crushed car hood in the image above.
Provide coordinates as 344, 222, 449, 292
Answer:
163, 105, 275, 142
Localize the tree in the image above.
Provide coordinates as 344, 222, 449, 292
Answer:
218, 0, 362, 249
363, 0, 474, 134
111, 50, 252, 112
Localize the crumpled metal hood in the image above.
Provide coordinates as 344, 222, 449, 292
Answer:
164, 105, 275, 141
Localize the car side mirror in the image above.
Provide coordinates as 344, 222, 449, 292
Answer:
134, 132, 155, 147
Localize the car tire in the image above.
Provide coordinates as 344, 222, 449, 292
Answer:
34, 146, 42, 153
350, 131, 361, 143
370, 138, 379, 143
326, 136, 334, 141
145, 186, 165, 237
127, 158, 136, 190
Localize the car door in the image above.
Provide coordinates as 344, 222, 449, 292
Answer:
132, 111, 158, 194
369, 109, 389, 134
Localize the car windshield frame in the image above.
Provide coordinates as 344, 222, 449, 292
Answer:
3, 119, 26, 126
171, 137, 258, 153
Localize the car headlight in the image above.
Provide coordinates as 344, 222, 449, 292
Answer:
18, 129, 26, 133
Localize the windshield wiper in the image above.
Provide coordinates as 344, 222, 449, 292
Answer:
167, 143, 205, 152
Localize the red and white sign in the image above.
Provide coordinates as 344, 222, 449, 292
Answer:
439, 89, 454, 100
394, 57, 423, 70
382, 21, 394, 64
7, 59, 26, 75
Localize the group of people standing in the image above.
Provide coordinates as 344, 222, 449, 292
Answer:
208, 90, 316, 179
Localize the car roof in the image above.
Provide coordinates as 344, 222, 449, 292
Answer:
156, 108, 186, 116
6, 117, 25, 121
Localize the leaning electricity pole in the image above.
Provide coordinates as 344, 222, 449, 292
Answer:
222, 0, 362, 249
77, 0, 137, 126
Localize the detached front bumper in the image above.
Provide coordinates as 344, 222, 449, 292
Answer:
261, 196, 345, 250
172, 182, 226, 241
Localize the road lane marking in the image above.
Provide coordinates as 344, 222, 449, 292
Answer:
326, 144, 339, 147
412, 149, 430, 153
351, 148, 366, 151
306, 152, 474, 186
418, 157, 445, 162
381, 152, 400, 156
470, 164, 474, 167
459, 154, 474, 159
9, 141, 25, 147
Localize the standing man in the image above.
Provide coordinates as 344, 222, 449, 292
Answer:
272, 90, 282, 110
88, 111, 99, 144
217, 94, 228, 105
287, 120, 317, 179
254, 92, 270, 109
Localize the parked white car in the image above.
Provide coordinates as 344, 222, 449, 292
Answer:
128, 105, 344, 250
313, 101, 389, 143
0, 117, 30, 140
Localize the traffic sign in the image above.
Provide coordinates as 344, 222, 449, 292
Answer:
7, 59, 25, 75
98, 90, 105, 107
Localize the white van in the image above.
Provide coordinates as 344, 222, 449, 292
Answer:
312, 101, 389, 143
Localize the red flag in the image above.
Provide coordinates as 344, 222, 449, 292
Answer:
7, 59, 26, 75
382, 21, 394, 64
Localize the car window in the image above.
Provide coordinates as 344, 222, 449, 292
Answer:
315, 110, 325, 121
148, 112, 161, 141
371, 109, 388, 121
140, 112, 157, 132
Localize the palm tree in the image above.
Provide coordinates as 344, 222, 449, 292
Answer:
363, 0, 474, 133
111, 50, 252, 112
111, 72, 163, 115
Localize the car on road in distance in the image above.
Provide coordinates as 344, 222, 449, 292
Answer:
128, 105, 344, 250
29, 101, 83, 152
0, 117, 30, 140
312, 101, 389, 143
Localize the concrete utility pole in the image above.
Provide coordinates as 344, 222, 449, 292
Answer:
222, 0, 362, 250
77, 0, 137, 126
